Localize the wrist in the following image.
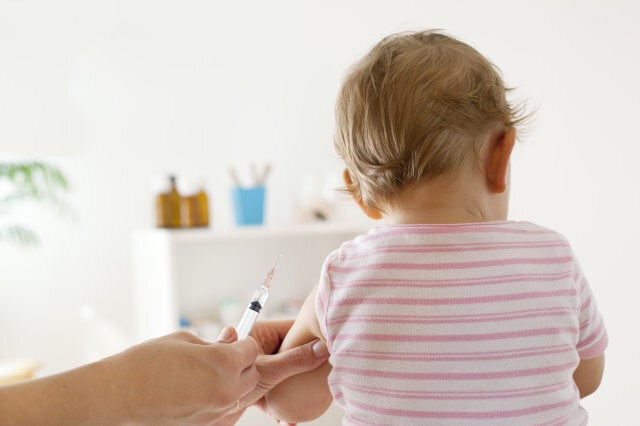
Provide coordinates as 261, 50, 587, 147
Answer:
60, 357, 133, 425
90, 353, 143, 424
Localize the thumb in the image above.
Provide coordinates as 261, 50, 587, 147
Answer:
217, 326, 238, 343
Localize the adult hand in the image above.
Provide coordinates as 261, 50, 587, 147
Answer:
0, 331, 261, 426
213, 320, 329, 426
111, 331, 261, 425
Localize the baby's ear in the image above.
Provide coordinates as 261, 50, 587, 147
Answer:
342, 169, 383, 220
486, 128, 516, 193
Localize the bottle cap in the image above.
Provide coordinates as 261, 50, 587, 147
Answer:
177, 177, 199, 196
150, 175, 171, 194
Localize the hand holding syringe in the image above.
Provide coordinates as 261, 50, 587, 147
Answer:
236, 255, 281, 340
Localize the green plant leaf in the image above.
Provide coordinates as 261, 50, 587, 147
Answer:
0, 225, 40, 247
0, 161, 72, 247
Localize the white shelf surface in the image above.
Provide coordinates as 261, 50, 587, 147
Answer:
133, 221, 372, 242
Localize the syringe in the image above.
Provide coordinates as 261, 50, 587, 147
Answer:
236, 255, 281, 340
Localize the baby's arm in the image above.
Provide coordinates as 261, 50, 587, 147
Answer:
264, 285, 333, 423
573, 353, 605, 398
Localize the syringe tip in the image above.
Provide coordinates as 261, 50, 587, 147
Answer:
264, 254, 282, 288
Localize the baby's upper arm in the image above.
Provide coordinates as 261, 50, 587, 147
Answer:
278, 284, 325, 352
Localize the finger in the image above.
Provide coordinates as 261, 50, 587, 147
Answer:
229, 336, 260, 367
237, 364, 260, 397
217, 326, 238, 343
258, 339, 329, 383
250, 319, 295, 354
251, 319, 294, 338
206, 338, 258, 374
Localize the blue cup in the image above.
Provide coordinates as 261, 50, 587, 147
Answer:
232, 186, 265, 226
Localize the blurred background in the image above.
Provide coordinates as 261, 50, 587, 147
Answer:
1, 0, 638, 424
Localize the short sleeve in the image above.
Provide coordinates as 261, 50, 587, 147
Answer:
315, 249, 339, 344
574, 259, 608, 359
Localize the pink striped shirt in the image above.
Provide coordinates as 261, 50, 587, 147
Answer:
315, 221, 607, 425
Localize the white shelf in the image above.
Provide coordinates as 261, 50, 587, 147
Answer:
131, 222, 370, 341
134, 221, 372, 242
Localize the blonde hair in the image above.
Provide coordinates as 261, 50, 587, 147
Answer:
334, 30, 527, 212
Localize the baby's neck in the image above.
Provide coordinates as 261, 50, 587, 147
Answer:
383, 175, 508, 225
387, 206, 490, 224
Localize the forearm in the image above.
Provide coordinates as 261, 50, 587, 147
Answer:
264, 361, 333, 424
0, 358, 128, 426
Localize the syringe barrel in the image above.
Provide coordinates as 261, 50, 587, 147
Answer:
236, 308, 259, 340
235, 285, 270, 340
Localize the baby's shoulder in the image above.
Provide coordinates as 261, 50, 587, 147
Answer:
513, 220, 570, 242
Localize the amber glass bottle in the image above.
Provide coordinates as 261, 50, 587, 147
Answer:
156, 175, 181, 228
154, 176, 172, 228
155, 190, 169, 228
167, 175, 181, 227
195, 184, 209, 227
177, 178, 209, 228
179, 179, 198, 228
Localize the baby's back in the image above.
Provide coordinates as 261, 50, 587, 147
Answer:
316, 221, 605, 425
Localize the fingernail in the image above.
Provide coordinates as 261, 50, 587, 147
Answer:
217, 326, 234, 342
312, 339, 328, 357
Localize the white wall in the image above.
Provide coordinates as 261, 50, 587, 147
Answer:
1, 0, 639, 424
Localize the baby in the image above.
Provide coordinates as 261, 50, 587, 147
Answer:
264, 30, 607, 425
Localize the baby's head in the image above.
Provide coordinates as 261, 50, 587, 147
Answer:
334, 30, 526, 214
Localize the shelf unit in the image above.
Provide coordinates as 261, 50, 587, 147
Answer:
131, 223, 369, 342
